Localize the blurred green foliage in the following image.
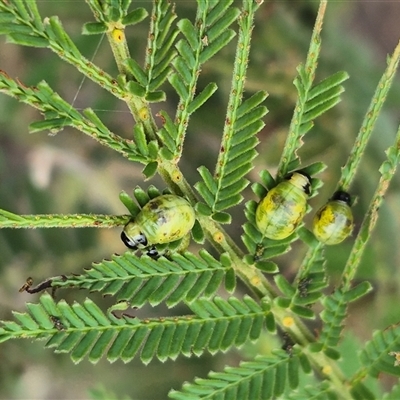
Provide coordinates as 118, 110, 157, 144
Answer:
0, 1, 399, 399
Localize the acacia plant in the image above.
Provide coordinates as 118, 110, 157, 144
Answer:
0, 0, 400, 399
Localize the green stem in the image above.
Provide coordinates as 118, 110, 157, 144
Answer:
276, 0, 326, 179
342, 123, 400, 289
105, 24, 158, 140
0, 212, 130, 229
339, 40, 400, 191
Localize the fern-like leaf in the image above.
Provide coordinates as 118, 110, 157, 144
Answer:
318, 283, 372, 357
123, 0, 178, 102
49, 250, 234, 307
0, 294, 268, 364
276, 0, 348, 178
195, 92, 268, 219
0, 1, 133, 101
157, 0, 239, 161
146, 0, 177, 92
0, 70, 148, 162
169, 351, 306, 400
194, 0, 266, 219
273, 244, 329, 319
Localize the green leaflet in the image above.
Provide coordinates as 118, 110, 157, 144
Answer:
81, 21, 108, 35
7, 33, 48, 47
121, 8, 148, 26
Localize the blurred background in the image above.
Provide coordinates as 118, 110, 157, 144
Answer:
0, 1, 400, 399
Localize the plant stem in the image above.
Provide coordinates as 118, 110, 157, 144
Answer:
106, 24, 158, 140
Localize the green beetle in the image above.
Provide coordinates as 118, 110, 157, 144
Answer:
255, 171, 311, 240
313, 191, 353, 245
121, 194, 195, 255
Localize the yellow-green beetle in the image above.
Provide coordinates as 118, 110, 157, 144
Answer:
121, 194, 195, 254
313, 190, 353, 245
255, 171, 311, 240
